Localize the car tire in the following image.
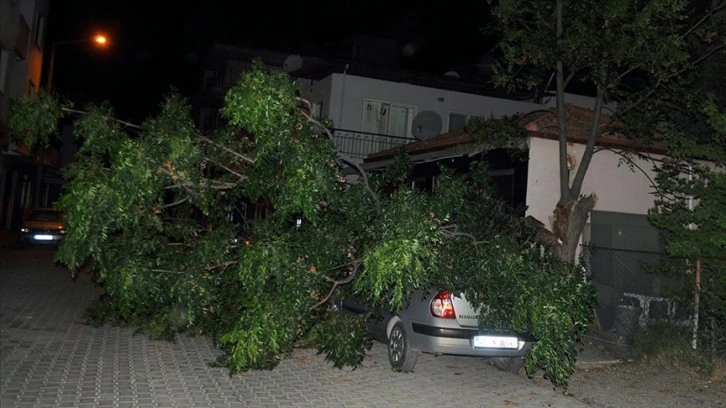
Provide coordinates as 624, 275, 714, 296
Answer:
490, 356, 524, 374
388, 321, 418, 372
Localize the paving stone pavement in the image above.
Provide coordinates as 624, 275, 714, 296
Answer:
1, 244, 597, 408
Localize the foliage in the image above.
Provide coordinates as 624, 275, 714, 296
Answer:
648, 93, 726, 357
8, 63, 597, 390
8, 91, 71, 148
402, 162, 597, 390
301, 312, 373, 369
629, 321, 717, 377
467, 114, 528, 148
431, 178, 598, 389
491, 0, 724, 372
489, 0, 724, 263
492, 0, 691, 99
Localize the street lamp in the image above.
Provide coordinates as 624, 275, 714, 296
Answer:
46, 33, 109, 92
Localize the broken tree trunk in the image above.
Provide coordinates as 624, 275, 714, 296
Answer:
551, 193, 598, 264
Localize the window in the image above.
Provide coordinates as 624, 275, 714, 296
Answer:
449, 113, 467, 132
34, 15, 46, 48
449, 113, 484, 132
311, 101, 322, 118
362, 99, 414, 138
15, 17, 30, 60
225, 61, 246, 87
202, 70, 214, 91
0, 49, 9, 94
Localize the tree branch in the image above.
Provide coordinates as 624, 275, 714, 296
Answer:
61, 107, 141, 130
563, 69, 576, 91
198, 135, 256, 165
310, 260, 360, 311
682, 1, 726, 39
570, 84, 606, 195
617, 41, 726, 118
298, 105, 380, 209
441, 224, 487, 246
594, 147, 664, 197
151, 268, 184, 274
159, 196, 190, 209
204, 157, 249, 181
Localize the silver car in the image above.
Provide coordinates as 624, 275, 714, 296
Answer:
342, 289, 534, 372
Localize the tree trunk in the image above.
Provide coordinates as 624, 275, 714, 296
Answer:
551, 193, 598, 263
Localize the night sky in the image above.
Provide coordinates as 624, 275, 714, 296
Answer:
45, 1, 495, 123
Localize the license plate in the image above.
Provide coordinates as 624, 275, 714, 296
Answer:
473, 335, 519, 349
34, 234, 54, 241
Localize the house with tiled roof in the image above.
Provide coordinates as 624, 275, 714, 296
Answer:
195, 40, 683, 335
362, 102, 684, 335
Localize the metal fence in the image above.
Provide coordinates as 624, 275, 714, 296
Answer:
585, 245, 690, 336
332, 129, 414, 161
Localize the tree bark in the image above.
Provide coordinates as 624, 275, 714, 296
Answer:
551, 193, 598, 263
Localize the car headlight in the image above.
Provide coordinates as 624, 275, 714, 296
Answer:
20, 227, 29, 233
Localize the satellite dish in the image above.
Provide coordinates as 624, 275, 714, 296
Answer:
283, 54, 303, 72
411, 110, 442, 141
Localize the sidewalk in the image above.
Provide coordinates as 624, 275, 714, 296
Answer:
578, 330, 633, 368
0, 226, 630, 367
1, 248, 599, 408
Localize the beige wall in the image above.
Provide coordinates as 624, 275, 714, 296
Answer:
525, 136, 661, 235
1, 0, 49, 145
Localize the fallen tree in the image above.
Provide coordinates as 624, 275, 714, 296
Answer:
9, 62, 596, 390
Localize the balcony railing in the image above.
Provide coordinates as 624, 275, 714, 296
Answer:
331, 129, 415, 162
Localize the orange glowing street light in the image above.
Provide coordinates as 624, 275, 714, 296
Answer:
93, 34, 108, 46
46, 33, 110, 92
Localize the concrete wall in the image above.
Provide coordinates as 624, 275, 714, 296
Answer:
302, 73, 543, 134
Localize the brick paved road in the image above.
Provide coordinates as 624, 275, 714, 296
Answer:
1, 246, 592, 408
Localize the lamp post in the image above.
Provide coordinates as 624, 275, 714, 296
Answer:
34, 34, 108, 208
46, 34, 108, 92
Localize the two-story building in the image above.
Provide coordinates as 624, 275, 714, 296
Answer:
193, 40, 684, 335
193, 40, 543, 163
0, 0, 54, 231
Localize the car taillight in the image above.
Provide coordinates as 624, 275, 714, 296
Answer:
431, 290, 456, 318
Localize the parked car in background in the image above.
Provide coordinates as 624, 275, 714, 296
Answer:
341, 289, 535, 373
18, 208, 66, 246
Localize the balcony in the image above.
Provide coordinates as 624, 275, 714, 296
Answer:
332, 129, 414, 162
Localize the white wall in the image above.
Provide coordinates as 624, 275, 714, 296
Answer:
301, 73, 543, 134
525, 137, 662, 231
296, 76, 333, 122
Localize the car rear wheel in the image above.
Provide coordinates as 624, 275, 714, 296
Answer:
490, 356, 524, 374
388, 321, 418, 372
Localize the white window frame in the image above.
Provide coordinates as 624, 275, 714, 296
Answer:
362, 99, 415, 138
